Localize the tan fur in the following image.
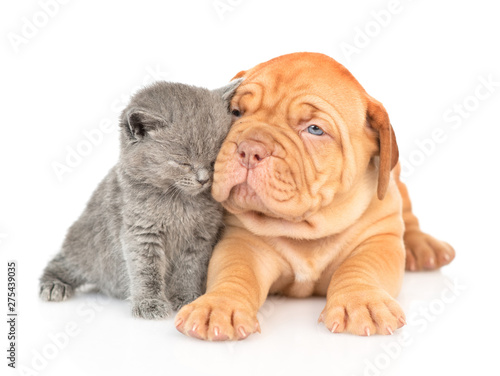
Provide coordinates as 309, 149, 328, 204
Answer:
175, 53, 455, 340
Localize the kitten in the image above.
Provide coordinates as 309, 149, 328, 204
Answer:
39, 79, 242, 319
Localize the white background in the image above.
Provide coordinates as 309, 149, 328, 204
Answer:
1, 1, 499, 375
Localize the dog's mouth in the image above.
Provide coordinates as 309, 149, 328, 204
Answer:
213, 156, 315, 221
225, 183, 315, 223
223, 182, 276, 217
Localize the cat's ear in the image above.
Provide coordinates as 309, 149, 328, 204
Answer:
213, 78, 244, 101
122, 108, 166, 140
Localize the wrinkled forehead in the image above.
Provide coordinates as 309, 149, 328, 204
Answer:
231, 58, 366, 126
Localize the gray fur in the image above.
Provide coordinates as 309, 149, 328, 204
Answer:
40, 79, 242, 319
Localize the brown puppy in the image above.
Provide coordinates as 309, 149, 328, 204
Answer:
176, 52, 455, 340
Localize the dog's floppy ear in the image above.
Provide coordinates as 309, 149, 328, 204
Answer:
366, 96, 399, 200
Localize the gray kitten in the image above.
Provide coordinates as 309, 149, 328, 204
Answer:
39, 79, 242, 319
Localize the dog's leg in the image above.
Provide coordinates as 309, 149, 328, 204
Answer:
394, 164, 455, 270
320, 234, 406, 336
175, 228, 285, 341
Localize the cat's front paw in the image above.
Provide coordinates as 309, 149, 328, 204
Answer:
131, 298, 172, 320
40, 281, 74, 302
169, 292, 201, 311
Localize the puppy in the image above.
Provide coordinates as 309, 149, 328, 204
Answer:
175, 52, 455, 340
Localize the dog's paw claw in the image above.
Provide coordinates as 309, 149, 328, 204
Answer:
405, 231, 455, 271
175, 294, 259, 341
321, 289, 405, 336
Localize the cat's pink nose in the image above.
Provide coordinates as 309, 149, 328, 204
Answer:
237, 140, 269, 169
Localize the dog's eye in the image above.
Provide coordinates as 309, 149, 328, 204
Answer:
231, 109, 242, 117
307, 125, 324, 136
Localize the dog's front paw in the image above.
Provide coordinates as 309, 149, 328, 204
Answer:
131, 298, 172, 320
175, 294, 260, 341
404, 231, 455, 271
40, 281, 74, 302
319, 289, 406, 336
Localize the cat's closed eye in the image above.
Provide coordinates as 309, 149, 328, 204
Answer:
178, 164, 192, 173
168, 160, 192, 172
